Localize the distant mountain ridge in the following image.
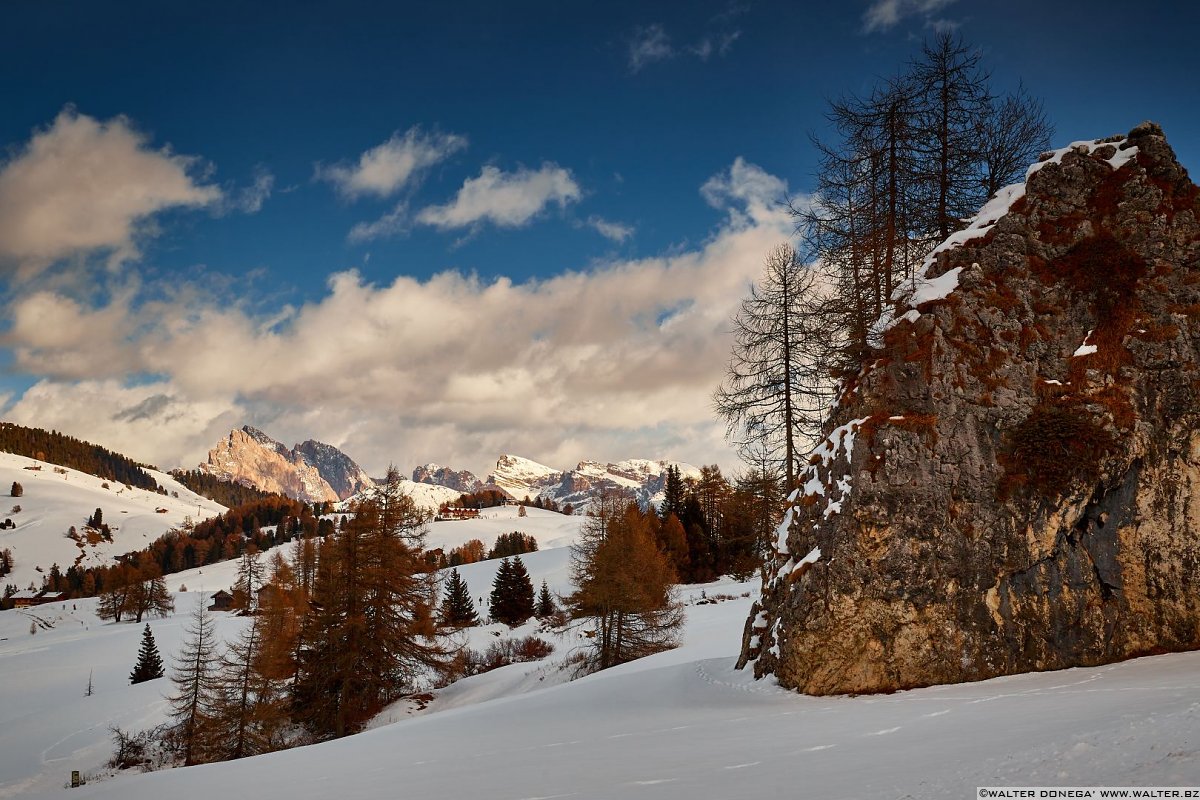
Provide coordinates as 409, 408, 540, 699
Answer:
206, 426, 701, 511
200, 426, 373, 504
416, 454, 702, 511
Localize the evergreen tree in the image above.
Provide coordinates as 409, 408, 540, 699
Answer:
489, 557, 535, 626
659, 466, 684, 522
89, 507, 103, 528
10, 482, 21, 498
440, 569, 478, 627
536, 580, 556, 619
130, 623, 165, 684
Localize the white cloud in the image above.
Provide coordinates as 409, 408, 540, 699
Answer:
318, 127, 467, 200
348, 202, 409, 243
691, 30, 741, 61
862, 0, 958, 33
229, 167, 274, 214
3, 159, 793, 477
587, 216, 635, 243
628, 24, 675, 72
3, 379, 245, 471
0, 108, 221, 276
701, 156, 792, 227
416, 164, 581, 230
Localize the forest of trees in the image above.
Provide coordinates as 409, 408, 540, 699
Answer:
0, 422, 163, 491
170, 469, 285, 508
716, 33, 1053, 486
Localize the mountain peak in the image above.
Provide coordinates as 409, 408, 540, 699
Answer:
202, 427, 372, 503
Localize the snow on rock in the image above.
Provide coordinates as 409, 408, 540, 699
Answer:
1073, 329, 1098, 357
869, 136, 1138, 346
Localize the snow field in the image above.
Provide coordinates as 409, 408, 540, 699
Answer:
2, 500, 1197, 799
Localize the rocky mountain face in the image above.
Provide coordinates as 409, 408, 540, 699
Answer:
411, 464, 484, 494
740, 123, 1200, 694
201, 427, 373, 503
296, 439, 374, 499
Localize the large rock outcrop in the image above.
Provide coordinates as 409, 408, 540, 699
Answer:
739, 123, 1200, 694
201, 426, 373, 503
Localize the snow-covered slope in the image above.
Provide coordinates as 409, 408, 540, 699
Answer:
485, 454, 563, 498
0, 452, 225, 591
423, 504, 584, 553
12, 582, 1199, 800
335, 478, 462, 514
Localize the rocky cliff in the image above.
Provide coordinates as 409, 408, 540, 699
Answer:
201, 427, 373, 503
739, 123, 1200, 694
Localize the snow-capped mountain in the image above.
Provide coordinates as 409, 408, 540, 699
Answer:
483, 454, 701, 511
200, 427, 373, 504
485, 454, 563, 499
295, 439, 375, 500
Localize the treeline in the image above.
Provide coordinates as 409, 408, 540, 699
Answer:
450, 488, 508, 508
0, 422, 162, 491
657, 465, 784, 583
169, 469, 285, 508
426, 531, 538, 570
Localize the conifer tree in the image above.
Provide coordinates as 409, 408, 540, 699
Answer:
292, 467, 446, 738
440, 569, 478, 627
130, 623, 165, 684
536, 580, 556, 619
10, 481, 21, 498
168, 600, 221, 765
489, 557, 535, 626
570, 498, 683, 670
213, 618, 281, 760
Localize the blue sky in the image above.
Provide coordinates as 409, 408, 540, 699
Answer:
1, 0, 1198, 476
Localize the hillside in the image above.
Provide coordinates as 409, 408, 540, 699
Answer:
0, 452, 226, 592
